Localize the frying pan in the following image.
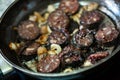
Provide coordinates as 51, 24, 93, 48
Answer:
0, 0, 120, 80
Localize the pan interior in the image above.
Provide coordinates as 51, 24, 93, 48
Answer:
0, 0, 120, 76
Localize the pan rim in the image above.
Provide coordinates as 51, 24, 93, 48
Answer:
0, 48, 118, 77
0, 0, 120, 77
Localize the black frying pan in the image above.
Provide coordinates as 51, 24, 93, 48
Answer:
0, 0, 120, 80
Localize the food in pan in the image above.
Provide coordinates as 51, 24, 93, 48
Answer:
48, 31, 69, 45
22, 42, 40, 56
72, 29, 94, 48
37, 55, 60, 73
95, 23, 119, 44
47, 9, 69, 31
18, 20, 40, 40
59, 0, 80, 15
80, 10, 103, 26
9, 1, 119, 73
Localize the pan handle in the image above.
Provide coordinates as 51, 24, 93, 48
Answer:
0, 53, 13, 75
0, 0, 16, 77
